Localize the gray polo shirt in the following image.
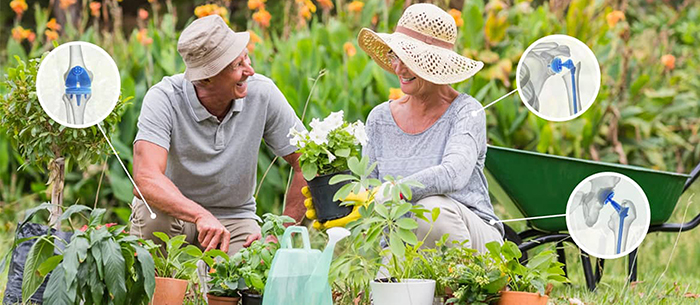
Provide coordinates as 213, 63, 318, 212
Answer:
134, 73, 302, 220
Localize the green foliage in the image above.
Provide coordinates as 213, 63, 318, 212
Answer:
208, 252, 242, 298
0, 55, 128, 172
17, 204, 155, 305
330, 156, 437, 304
147, 232, 227, 280
485, 241, 569, 295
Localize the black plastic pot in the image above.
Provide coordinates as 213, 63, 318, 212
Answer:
241, 290, 262, 305
306, 171, 353, 222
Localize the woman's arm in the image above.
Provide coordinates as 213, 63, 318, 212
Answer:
400, 105, 486, 201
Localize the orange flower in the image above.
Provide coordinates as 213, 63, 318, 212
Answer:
137, 28, 153, 45
606, 10, 625, 28
318, 0, 333, 10
348, 1, 364, 13
138, 8, 149, 20
46, 18, 62, 31
59, 0, 77, 9
45, 29, 59, 41
247, 30, 261, 52
253, 8, 271, 28
449, 9, 463, 27
661, 54, 675, 70
11, 26, 32, 42
89, 1, 101, 17
194, 4, 228, 19
27, 31, 36, 43
248, 0, 265, 10
10, 0, 28, 15
343, 42, 356, 57
304, 0, 316, 13
389, 88, 404, 100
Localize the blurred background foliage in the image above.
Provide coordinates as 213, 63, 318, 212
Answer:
0, 0, 698, 239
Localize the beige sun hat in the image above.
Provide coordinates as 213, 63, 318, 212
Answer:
177, 15, 250, 81
358, 3, 483, 85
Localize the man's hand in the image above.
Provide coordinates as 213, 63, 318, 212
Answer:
194, 212, 230, 253
302, 186, 373, 230
243, 233, 278, 247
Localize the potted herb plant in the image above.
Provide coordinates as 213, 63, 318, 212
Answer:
485, 241, 569, 305
288, 110, 367, 222
147, 232, 227, 305
18, 204, 155, 305
329, 156, 440, 305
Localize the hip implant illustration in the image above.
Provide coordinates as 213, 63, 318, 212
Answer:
572, 176, 637, 255
62, 45, 93, 125
519, 42, 582, 116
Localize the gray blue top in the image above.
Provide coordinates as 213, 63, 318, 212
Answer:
134, 73, 303, 220
364, 94, 503, 235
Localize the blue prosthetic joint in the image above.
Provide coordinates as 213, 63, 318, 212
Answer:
549, 57, 579, 113
65, 66, 92, 106
602, 191, 630, 254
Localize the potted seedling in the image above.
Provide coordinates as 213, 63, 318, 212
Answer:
330, 156, 440, 305
485, 241, 569, 305
288, 110, 367, 222
207, 254, 242, 305
223, 214, 294, 305
147, 232, 227, 305
18, 204, 155, 305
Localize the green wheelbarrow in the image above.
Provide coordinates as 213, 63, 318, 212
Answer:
485, 145, 700, 291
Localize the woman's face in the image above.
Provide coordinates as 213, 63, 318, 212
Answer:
389, 50, 435, 96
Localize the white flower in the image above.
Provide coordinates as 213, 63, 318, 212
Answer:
324, 110, 345, 130
309, 129, 328, 145
288, 127, 308, 148
324, 148, 336, 162
349, 120, 368, 146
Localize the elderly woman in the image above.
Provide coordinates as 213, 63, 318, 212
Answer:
357, 3, 503, 252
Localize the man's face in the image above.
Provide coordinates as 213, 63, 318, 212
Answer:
210, 50, 255, 99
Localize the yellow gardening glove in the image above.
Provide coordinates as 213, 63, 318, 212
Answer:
302, 186, 374, 230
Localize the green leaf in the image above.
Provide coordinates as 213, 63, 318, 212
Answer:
20, 202, 53, 229
58, 205, 92, 223
392, 202, 412, 219
22, 236, 56, 303
388, 231, 405, 257
431, 207, 441, 223
396, 218, 418, 230
396, 228, 418, 245
134, 246, 156, 301
374, 203, 390, 219
347, 156, 362, 176
101, 238, 127, 305
329, 174, 356, 185
335, 148, 350, 157
37, 255, 63, 277
502, 241, 522, 261
63, 236, 89, 285
302, 162, 318, 180
333, 182, 355, 201
89, 208, 107, 226
43, 265, 76, 305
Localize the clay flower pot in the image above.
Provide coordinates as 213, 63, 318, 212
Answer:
306, 171, 353, 222
207, 293, 240, 305
151, 277, 188, 305
498, 291, 549, 305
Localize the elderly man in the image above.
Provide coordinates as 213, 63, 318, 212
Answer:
130, 15, 306, 255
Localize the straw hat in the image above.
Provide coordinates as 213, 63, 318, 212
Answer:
358, 3, 483, 85
177, 15, 249, 81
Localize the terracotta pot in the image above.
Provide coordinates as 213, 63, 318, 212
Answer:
498, 291, 548, 305
151, 277, 188, 305
306, 171, 353, 222
207, 293, 240, 305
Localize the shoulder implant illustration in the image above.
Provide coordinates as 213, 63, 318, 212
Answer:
62, 45, 93, 125
519, 41, 582, 115
572, 176, 637, 255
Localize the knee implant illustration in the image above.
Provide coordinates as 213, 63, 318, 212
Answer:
62, 45, 93, 125
573, 176, 638, 255
519, 41, 582, 115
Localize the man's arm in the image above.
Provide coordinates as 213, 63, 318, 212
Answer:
282, 152, 307, 223
132, 140, 230, 252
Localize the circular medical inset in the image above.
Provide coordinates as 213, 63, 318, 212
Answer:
566, 172, 650, 259
516, 34, 601, 122
36, 41, 120, 129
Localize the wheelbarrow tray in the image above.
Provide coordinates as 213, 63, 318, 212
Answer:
485, 145, 690, 232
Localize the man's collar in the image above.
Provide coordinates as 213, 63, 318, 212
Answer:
184, 78, 245, 122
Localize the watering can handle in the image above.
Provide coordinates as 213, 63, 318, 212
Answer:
280, 226, 312, 250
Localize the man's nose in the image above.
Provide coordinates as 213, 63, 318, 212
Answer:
243, 59, 255, 76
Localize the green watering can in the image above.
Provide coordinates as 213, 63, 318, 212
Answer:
263, 226, 350, 305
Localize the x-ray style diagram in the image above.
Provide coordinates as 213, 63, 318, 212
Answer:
37, 41, 120, 129
566, 172, 650, 259
516, 35, 601, 122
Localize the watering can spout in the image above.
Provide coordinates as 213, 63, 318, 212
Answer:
304, 227, 351, 304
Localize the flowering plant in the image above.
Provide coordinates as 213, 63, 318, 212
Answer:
289, 110, 367, 180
